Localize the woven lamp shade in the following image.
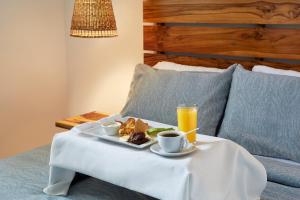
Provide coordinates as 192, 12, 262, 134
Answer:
70, 0, 117, 38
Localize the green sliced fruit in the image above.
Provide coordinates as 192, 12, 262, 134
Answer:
146, 128, 174, 136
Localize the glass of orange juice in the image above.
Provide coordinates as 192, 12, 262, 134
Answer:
177, 104, 198, 143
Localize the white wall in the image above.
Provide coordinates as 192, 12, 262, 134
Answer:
65, 0, 143, 116
0, 0, 68, 158
0, 0, 143, 158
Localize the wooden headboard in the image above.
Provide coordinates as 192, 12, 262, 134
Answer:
143, 0, 300, 71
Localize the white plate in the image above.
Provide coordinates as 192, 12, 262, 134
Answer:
150, 143, 197, 157
80, 115, 176, 149
83, 129, 157, 149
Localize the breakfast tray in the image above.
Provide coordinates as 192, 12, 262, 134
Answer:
73, 114, 176, 149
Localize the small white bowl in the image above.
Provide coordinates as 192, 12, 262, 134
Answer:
100, 121, 121, 136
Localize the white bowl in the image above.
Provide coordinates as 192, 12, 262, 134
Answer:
100, 122, 121, 136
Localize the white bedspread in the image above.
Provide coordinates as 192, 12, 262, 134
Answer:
44, 116, 266, 200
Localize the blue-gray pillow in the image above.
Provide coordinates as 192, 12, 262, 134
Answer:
121, 64, 236, 136
218, 66, 300, 162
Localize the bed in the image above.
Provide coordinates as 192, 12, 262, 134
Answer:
1, 145, 299, 200
1, 0, 300, 199
0, 145, 156, 200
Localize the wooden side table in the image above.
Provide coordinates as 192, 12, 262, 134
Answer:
55, 111, 108, 130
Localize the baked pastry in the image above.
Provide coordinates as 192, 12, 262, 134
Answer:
134, 119, 149, 133
118, 118, 135, 136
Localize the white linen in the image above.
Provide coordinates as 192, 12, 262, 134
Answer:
253, 65, 300, 77
154, 61, 226, 72
44, 116, 266, 200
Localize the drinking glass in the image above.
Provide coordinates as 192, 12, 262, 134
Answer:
177, 104, 198, 143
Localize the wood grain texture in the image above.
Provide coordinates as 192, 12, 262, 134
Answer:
144, 0, 300, 24
144, 53, 300, 71
144, 25, 300, 60
55, 111, 109, 130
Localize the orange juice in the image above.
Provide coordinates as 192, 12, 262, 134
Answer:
177, 105, 198, 143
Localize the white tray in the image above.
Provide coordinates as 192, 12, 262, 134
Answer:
80, 115, 176, 149
83, 129, 157, 149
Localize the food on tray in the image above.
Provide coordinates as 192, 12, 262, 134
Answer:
118, 118, 136, 136
102, 122, 121, 127
118, 118, 150, 137
146, 128, 175, 136
118, 118, 150, 145
100, 121, 121, 136
128, 132, 149, 145
134, 119, 150, 133
117, 118, 174, 145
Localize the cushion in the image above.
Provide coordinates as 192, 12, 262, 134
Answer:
254, 155, 300, 188
253, 65, 300, 78
121, 63, 236, 136
261, 181, 300, 200
153, 61, 226, 72
218, 66, 300, 162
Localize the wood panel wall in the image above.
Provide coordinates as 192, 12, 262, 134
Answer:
144, 0, 300, 24
143, 0, 300, 70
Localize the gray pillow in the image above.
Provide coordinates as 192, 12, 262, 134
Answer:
121, 64, 236, 136
218, 66, 300, 162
